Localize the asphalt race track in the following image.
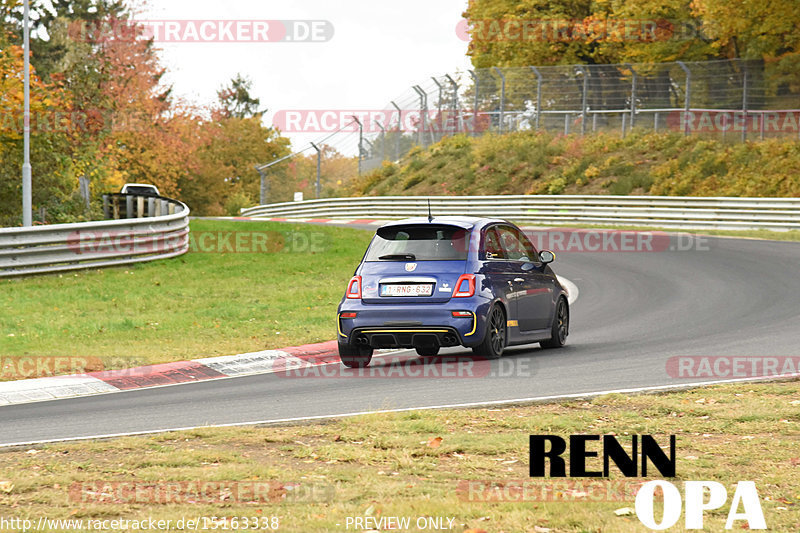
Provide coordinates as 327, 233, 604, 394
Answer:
2, 231, 799, 446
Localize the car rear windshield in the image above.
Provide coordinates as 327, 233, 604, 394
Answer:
123, 186, 158, 196
365, 225, 470, 262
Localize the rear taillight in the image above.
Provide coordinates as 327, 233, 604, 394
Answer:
452, 274, 476, 298
346, 276, 362, 299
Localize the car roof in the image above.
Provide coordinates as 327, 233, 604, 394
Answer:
380, 216, 506, 231
122, 183, 159, 190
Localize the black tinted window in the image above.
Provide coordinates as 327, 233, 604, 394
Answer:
482, 227, 507, 259
365, 225, 470, 261
499, 226, 537, 261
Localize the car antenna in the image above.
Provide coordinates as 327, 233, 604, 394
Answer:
427, 199, 433, 223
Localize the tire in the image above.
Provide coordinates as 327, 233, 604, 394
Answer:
540, 297, 569, 349
472, 305, 506, 359
338, 342, 374, 368
415, 345, 440, 357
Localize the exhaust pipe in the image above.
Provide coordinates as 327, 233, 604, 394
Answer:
442, 334, 458, 346
356, 335, 370, 345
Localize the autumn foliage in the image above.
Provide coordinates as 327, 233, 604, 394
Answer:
0, 0, 291, 223
464, 0, 800, 71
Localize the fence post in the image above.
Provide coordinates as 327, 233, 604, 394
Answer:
412, 85, 427, 147
78, 176, 91, 212
564, 114, 569, 135
310, 142, 322, 199
375, 120, 386, 162
431, 77, 444, 142
391, 100, 402, 159
741, 69, 748, 143
626, 63, 637, 130
576, 65, 588, 135
622, 114, 627, 138
255, 166, 267, 205
445, 74, 459, 136
530, 66, 542, 131
492, 67, 505, 133
677, 61, 691, 136
469, 70, 479, 136
351, 115, 363, 175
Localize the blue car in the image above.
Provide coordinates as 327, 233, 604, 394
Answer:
336, 217, 570, 367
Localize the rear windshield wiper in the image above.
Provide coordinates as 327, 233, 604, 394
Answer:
378, 253, 416, 261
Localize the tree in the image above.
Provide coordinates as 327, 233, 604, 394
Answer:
0, 32, 79, 225
4, 0, 128, 82
216, 74, 263, 119
463, 0, 799, 70
691, 0, 800, 89
182, 116, 289, 216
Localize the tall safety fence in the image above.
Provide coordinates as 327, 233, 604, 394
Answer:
267, 58, 800, 179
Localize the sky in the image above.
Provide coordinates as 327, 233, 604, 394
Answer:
138, 0, 474, 152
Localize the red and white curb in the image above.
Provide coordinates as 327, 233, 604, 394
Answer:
0, 341, 347, 407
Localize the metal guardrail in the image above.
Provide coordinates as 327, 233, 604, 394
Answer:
241, 195, 800, 231
0, 194, 190, 278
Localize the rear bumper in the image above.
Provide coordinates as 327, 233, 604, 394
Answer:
337, 300, 489, 348
350, 327, 462, 349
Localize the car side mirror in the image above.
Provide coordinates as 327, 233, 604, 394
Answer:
539, 250, 555, 264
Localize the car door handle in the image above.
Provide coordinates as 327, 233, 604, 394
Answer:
514, 278, 525, 283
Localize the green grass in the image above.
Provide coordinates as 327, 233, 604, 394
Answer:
0, 220, 372, 368
0, 381, 797, 532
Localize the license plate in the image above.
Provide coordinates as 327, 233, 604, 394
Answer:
380, 283, 433, 297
